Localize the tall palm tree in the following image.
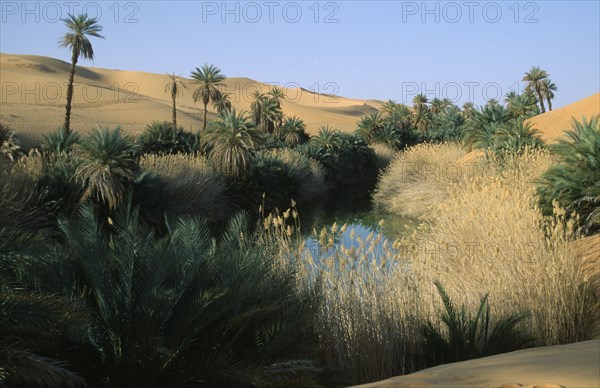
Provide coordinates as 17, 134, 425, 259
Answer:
191, 64, 226, 131
523, 66, 549, 113
212, 91, 232, 114
412, 94, 430, 132
541, 79, 558, 111
429, 98, 443, 115
380, 99, 399, 116
204, 109, 261, 179
249, 90, 265, 127
164, 73, 187, 129
75, 126, 139, 210
59, 13, 104, 134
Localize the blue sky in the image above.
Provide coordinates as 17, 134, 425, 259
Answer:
1, 1, 599, 108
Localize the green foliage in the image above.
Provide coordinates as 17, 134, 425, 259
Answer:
75, 126, 140, 210
537, 116, 600, 235
0, 200, 318, 387
137, 121, 199, 155
42, 127, 81, 154
422, 282, 535, 365
302, 128, 376, 188
279, 116, 309, 148
204, 109, 262, 180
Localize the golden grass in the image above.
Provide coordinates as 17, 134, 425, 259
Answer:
373, 142, 468, 219
284, 144, 598, 384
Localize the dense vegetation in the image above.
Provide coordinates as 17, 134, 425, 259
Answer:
1, 12, 597, 388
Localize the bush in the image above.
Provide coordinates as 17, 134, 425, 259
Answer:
422, 282, 534, 365
301, 129, 377, 188
137, 121, 199, 155
537, 116, 600, 235
139, 154, 230, 222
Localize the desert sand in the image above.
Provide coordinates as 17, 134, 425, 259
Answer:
0, 53, 381, 148
526, 93, 600, 143
354, 340, 600, 388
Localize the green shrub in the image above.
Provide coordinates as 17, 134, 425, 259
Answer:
422, 281, 535, 365
42, 127, 80, 154
537, 116, 600, 235
137, 121, 199, 155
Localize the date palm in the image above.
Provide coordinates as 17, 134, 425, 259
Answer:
258, 96, 282, 133
412, 94, 430, 132
280, 115, 308, 147
355, 111, 384, 143
204, 109, 261, 179
75, 126, 139, 210
59, 13, 104, 134
249, 90, 265, 126
523, 66, 549, 113
380, 99, 399, 116
212, 91, 232, 114
462, 102, 475, 119
268, 86, 286, 110
164, 73, 187, 129
541, 79, 557, 111
191, 64, 226, 131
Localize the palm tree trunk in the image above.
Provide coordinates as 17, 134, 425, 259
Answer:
536, 89, 546, 113
547, 98, 552, 111
172, 94, 177, 129
64, 51, 78, 134
203, 103, 208, 131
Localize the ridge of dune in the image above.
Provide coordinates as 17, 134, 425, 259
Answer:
354, 340, 600, 388
526, 93, 600, 143
0, 53, 383, 147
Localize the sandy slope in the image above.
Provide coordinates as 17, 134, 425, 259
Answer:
526, 93, 600, 143
355, 340, 600, 388
0, 53, 381, 147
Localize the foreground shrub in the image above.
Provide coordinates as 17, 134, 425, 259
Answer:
0, 203, 318, 387
422, 282, 534, 365
537, 116, 600, 235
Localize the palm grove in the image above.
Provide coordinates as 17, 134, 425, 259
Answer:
1, 13, 599, 388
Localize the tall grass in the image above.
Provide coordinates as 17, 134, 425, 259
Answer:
290, 143, 597, 385
373, 142, 468, 219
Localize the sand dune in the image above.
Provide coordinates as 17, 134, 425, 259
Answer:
0, 53, 382, 148
527, 93, 600, 143
355, 340, 600, 388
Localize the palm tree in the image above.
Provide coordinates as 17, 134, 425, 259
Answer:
212, 91, 232, 114
268, 86, 286, 110
380, 100, 399, 116
164, 73, 187, 129
462, 102, 475, 119
541, 79, 558, 111
280, 115, 308, 147
430, 98, 443, 115
523, 66, 549, 113
75, 126, 139, 210
311, 125, 342, 153
191, 64, 226, 131
355, 111, 384, 143
249, 90, 265, 127
506, 93, 539, 120
412, 94, 430, 132
204, 109, 261, 179
59, 14, 104, 134
258, 96, 282, 133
